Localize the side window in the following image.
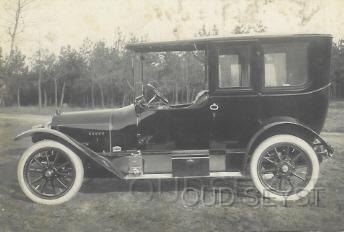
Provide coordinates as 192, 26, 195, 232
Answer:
218, 46, 251, 88
263, 42, 309, 88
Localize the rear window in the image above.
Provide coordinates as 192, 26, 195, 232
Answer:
263, 42, 309, 88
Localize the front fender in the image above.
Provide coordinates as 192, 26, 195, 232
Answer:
15, 128, 124, 178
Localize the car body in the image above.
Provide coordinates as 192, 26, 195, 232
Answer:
15, 34, 334, 204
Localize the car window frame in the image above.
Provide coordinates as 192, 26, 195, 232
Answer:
209, 41, 259, 96
259, 41, 312, 93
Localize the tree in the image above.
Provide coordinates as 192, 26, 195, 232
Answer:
0, 47, 6, 106
196, 24, 219, 37
56, 46, 85, 107
118, 33, 142, 106
0, 0, 36, 107
330, 40, 344, 98
2, 0, 36, 71
30, 48, 56, 108
0, 48, 5, 73
77, 38, 93, 107
39, 51, 56, 107
6, 47, 27, 107
233, 21, 266, 34
88, 42, 108, 108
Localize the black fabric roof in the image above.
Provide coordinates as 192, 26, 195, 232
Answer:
126, 33, 332, 52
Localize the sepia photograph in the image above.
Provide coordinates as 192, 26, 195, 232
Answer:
0, 0, 343, 231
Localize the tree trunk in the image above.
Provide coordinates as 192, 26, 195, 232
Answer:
172, 85, 175, 104
69, 90, 73, 106
42, 88, 45, 107
204, 64, 208, 86
181, 87, 184, 103
54, 78, 58, 108
38, 73, 42, 111
110, 96, 114, 107
91, 81, 95, 108
332, 81, 337, 99
191, 88, 196, 101
60, 81, 66, 107
44, 88, 47, 107
17, 87, 21, 107
175, 83, 179, 104
186, 58, 190, 102
109, 86, 114, 107
98, 83, 105, 108
122, 94, 127, 107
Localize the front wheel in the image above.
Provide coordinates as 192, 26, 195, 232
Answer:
250, 134, 319, 201
17, 140, 84, 205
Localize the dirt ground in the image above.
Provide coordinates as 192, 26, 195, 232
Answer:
0, 103, 343, 231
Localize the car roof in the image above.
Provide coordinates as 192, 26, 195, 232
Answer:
126, 33, 332, 52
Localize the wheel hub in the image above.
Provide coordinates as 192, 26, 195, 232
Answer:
281, 165, 289, 173
44, 169, 54, 178
277, 161, 294, 177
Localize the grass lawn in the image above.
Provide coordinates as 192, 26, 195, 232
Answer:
323, 100, 344, 133
0, 106, 98, 115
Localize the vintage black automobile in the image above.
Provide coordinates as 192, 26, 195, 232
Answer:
15, 34, 334, 204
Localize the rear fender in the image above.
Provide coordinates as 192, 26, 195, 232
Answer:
243, 120, 334, 173
15, 128, 124, 178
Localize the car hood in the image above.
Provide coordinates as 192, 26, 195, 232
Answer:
51, 104, 137, 131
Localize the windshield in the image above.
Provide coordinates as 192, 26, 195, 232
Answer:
133, 50, 208, 105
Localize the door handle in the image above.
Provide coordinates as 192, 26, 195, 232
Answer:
210, 103, 219, 111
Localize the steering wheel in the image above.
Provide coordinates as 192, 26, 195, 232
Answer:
147, 83, 169, 105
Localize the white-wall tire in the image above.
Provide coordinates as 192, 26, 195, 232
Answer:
17, 140, 84, 205
250, 134, 319, 201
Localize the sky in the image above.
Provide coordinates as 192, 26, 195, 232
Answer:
0, 0, 344, 56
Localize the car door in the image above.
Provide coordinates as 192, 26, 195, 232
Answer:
168, 101, 211, 150
138, 101, 211, 151
208, 42, 261, 148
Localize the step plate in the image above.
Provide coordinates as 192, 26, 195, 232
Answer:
124, 172, 244, 180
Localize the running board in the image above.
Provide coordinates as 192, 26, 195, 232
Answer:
123, 171, 244, 180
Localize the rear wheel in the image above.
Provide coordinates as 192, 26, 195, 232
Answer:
250, 134, 319, 201
18, 140, 84, 205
